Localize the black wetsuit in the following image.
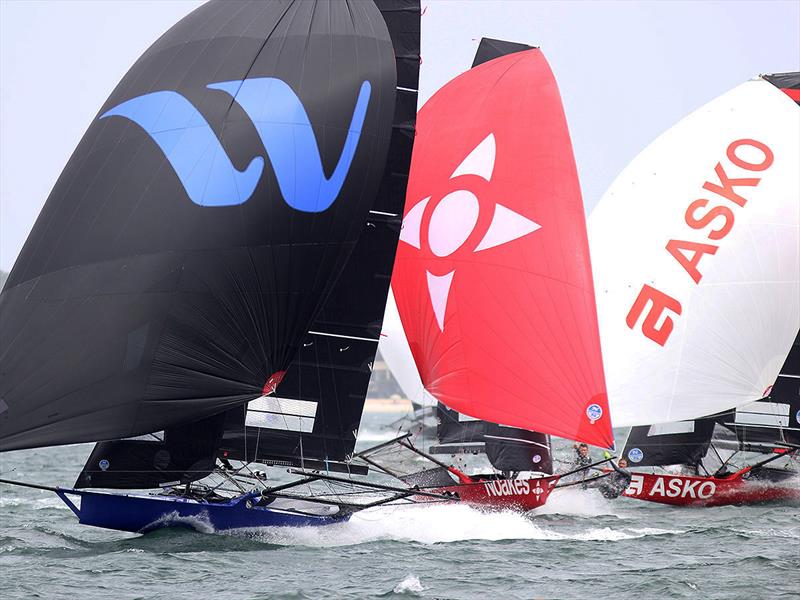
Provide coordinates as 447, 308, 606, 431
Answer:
572, 448, 592, 469
572, 447, 593, 488
599, 461, 632, 499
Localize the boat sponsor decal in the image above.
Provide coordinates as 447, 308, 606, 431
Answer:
625, 474, 716, 499
586, 403, 603, 423
626, 474, 644, 496
98, 459, 110, 471
101, 79, 371, 211
483, 479, 545, 498
625, 139, 775, 346
627, 447, 644, 463
398, 133, 542, 331
796, 409, 800, 424
532, 454, 542, 464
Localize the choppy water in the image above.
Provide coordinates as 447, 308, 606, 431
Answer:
1, 416, 798, 599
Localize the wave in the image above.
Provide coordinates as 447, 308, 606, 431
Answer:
231, 502, 682, 547
534, 487, 625, 517
0, 495, 68, 510
389, 574, 425, 596
143, 509, 215, 534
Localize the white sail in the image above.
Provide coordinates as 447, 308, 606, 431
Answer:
589, 77, 800, 427
378, 289, 438, 408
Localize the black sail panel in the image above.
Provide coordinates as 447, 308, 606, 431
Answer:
0, 0, 397, 451
623, 420, 717, 468
75, 413, 226, 489
471, 37, 535, 67
720, 331, 800, 448
217, 0, 421, 467
435, 403, 491, 450
433, 405, 552, 473
484, 427, 553, 474
763, 71, 800, 105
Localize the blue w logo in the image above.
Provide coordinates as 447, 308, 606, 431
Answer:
100, 78, 371, 212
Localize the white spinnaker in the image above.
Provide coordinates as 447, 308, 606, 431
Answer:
378, 289, 437, 408
589, 78, 800, 427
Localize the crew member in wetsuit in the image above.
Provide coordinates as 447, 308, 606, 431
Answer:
572, 442, 593, 488
599, 458, 633, 499
572, 443, 592, 468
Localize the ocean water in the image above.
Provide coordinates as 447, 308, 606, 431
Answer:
1, 414, 798, 599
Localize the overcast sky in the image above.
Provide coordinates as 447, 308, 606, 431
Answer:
1, 0, 798, 271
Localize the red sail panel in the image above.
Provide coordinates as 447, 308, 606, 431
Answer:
392, 49, 612, 448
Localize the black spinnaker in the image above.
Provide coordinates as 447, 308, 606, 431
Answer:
0, 0, 399, 461
74, 0, 423, 489
213, 0, 421, 472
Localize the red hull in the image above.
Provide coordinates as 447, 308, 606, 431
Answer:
423, 475, 560, 511
622, 472, 800, 507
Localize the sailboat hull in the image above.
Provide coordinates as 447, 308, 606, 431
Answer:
425, 475, 560, 511
54, 488, 350, 534
621, 472, 799, 507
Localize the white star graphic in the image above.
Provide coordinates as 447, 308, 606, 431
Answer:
400, 133, 542, 331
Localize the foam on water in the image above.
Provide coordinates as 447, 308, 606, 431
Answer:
233, 502, 681, 547
146, 510, 215, 534
392, 574, 425, 595
534, 486, 622, 517
0, 495, 66, 510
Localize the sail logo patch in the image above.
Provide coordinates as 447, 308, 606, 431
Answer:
101, 79, 371, 212
399, 133, 541, 330
627, 447, 644, 463
586, 403, 603, 423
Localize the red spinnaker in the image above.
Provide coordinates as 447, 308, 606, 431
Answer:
392, 49, 613, 447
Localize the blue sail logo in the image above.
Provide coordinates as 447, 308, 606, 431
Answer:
100, 78, 371, 212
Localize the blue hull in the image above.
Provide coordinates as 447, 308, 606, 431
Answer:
55, 488, 349, 534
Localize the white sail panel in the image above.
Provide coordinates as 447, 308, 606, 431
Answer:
378, 289, 438, 408
589, 78, 800, 426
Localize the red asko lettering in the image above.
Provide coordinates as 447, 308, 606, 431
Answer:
627, 139, 773, 346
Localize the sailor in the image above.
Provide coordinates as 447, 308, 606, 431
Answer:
571, 442, 593, 488
572, 442, 592, 468
599, 458, 633, 499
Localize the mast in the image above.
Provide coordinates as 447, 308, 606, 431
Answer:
0, 0, 400, 453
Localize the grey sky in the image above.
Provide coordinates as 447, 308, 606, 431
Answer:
1, 0, 798, 271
